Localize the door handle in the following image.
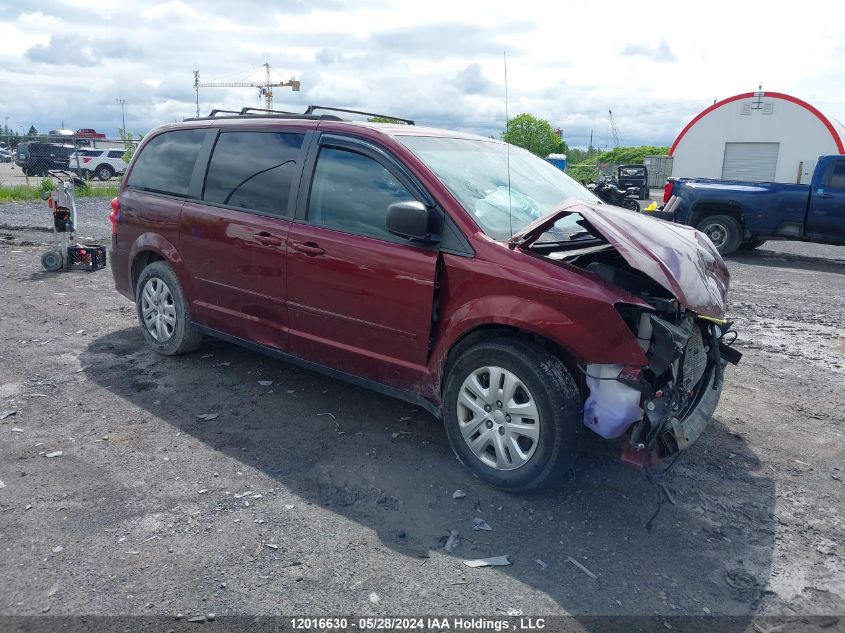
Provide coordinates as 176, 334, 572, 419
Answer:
290, 240, 325, 256
818, 193, 834, 199
255, 231, 283, 246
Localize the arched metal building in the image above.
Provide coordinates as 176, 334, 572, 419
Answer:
669, 91, 845, 184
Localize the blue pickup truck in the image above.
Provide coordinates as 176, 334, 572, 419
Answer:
659, 155, 845, 255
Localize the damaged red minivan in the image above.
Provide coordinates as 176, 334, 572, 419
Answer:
109, 108, 740, 491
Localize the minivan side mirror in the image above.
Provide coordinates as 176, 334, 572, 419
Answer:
386, 200, 440, 243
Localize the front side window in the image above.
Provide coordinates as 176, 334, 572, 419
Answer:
399, 135, 599, 241
127, 129, 207, 196
203, 131, 305, 216
108, 150, 125, 159
307, 146, 415, 240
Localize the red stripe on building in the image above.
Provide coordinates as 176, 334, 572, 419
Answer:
669, 92, 845, 156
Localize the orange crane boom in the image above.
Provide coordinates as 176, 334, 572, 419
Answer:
194, 62, 300, 112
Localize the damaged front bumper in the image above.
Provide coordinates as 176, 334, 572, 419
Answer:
584, 311, 742, 459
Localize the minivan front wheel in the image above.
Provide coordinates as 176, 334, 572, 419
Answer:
442, 339, 581, 491
135, 261, 203, 355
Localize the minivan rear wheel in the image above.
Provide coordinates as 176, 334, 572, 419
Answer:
442, 339, 581, 491
135, 261, 203, 355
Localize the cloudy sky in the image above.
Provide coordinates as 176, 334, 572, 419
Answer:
1, 0, 844, 149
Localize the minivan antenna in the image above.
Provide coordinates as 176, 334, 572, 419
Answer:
504, 51, 513, 239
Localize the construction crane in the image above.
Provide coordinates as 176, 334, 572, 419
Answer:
608, 109, 620, 148
193, 62, 300, 115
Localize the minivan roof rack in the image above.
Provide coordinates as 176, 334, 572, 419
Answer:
185, 105, 412, 124
304, 105, 414, 125
239, 107, 298, 115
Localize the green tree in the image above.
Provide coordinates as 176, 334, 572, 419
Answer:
596, 145, 670, 165
118, 128, 144, 164
501, 113, 561, 158
27, 125, 38, 137
367, 116, 404, 124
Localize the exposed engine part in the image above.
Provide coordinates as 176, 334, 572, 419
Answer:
622, 314, 741, 458
681, 325, 708, 390
647, 314, 694, 376
536, 235, 742, 458
636, 312, 653, 352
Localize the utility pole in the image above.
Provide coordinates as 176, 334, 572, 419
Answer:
116, 98, 128, 136
193, 70, 200, 117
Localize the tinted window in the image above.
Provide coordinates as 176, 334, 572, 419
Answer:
307, 147, 415, 240
203, 131, 304, 216
620, 167, 645, 177
127, 129, 207, 196
108, 150, 125, 159
827, 162, 845, 189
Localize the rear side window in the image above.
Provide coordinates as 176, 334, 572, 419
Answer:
203, 131, 305, 216
307, 147, 415, 240
108, 150, 124, 159
826, 162, 845, 190
127, 129, 207, 196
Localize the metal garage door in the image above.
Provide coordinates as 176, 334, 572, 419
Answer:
721, 142, 779, 181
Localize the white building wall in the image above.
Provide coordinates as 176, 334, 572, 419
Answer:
671, 96, 843, 183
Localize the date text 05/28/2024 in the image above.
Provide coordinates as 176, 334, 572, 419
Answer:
290, 617, 546, 630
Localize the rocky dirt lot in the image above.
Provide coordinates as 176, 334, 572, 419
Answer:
0, 199, 843, 623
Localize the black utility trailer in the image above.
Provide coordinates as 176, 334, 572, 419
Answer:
617, 164, 649, 200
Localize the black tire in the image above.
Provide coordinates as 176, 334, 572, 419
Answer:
41, 250, 63, 272
95, 164, 114, 181
442, 338, 582, 492
34, 160, 48, 177
623, 198, 640, 212
696, 214, 742, 255
739, 239, 766, 251
641, 186, 649, 200
135, 261, 203, 355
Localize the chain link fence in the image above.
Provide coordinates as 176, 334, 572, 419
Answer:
0, 135, 139, 194
566, 156, 673, 191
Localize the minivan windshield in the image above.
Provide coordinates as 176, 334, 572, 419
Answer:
398, 135, 601, 241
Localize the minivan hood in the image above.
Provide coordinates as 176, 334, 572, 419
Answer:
510, 199, 730, 319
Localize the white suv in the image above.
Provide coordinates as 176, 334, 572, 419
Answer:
68, 148, 128, 181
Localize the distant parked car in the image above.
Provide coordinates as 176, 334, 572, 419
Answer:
0, 148, 12, 163
68, 148, 127, 180
15, 142, 74, 176
75, 128, 107, 139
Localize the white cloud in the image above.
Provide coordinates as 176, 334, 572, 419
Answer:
0, 0, 842, 147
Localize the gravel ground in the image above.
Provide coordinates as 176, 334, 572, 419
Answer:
0, 199, 843, 621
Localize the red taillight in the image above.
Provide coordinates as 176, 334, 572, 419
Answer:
109, 197, 120, 234
82, 157, 92, 164
663, 180, 675, 204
